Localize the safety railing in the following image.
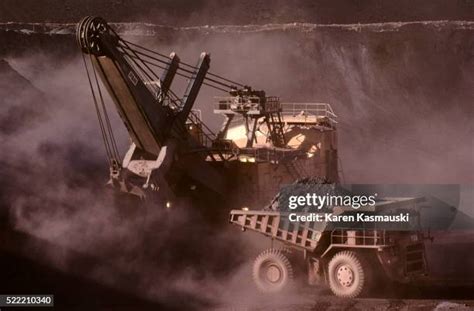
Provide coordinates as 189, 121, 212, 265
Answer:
280, 103, 338, 125
235, 147, 306, 163
330, 228, 388, 247
187, 111, 217, 148
229, 210, 321, 251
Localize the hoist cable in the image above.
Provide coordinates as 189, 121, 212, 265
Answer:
115, 31, 165, 90
120, 39, 245, 87
81, 53, 113, 166
119, 45, 161, 88
129, 46, 235, 90
89, 54, 120, 161
123, 51, 230, 93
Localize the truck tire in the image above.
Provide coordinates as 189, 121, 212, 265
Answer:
252, 248, 294, 293
327, 251, 367, 298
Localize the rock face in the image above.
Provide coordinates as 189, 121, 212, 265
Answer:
0, 60, 47, 224
0, 59, 48, 134
0, 60, 40, 226
0, 0, 472, 24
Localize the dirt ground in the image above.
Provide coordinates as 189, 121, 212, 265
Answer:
215, 286, 474, 311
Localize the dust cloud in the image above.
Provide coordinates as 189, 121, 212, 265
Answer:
0, 19, 472, 309
0, 55, 260, 309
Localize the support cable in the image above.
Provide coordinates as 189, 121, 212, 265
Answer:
123, 50, 230, 93
81, 53, 114, 166
120, 39, 245, 88
89, 54, 120, 161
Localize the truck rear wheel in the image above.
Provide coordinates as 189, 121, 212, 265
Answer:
252, 248, 294, 293
328, 251, 367, 298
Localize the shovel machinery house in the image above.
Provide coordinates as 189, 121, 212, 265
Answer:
76, 16, 339, 212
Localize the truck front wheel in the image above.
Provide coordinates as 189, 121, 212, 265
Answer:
328, 251, 368, 298
252, 248, 294, 293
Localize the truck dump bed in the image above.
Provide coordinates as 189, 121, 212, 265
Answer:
230, 198, 425, 253
229, 210, 323, 251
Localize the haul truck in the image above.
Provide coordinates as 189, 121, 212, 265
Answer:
229, 194, 429, 298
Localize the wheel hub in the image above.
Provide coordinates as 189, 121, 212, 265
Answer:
336, 264, 354, 287
266, 264, 282, 283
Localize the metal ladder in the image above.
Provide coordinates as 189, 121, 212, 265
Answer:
267, 111, 287, 147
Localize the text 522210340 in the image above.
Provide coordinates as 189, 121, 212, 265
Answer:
0, 295, 54, 307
